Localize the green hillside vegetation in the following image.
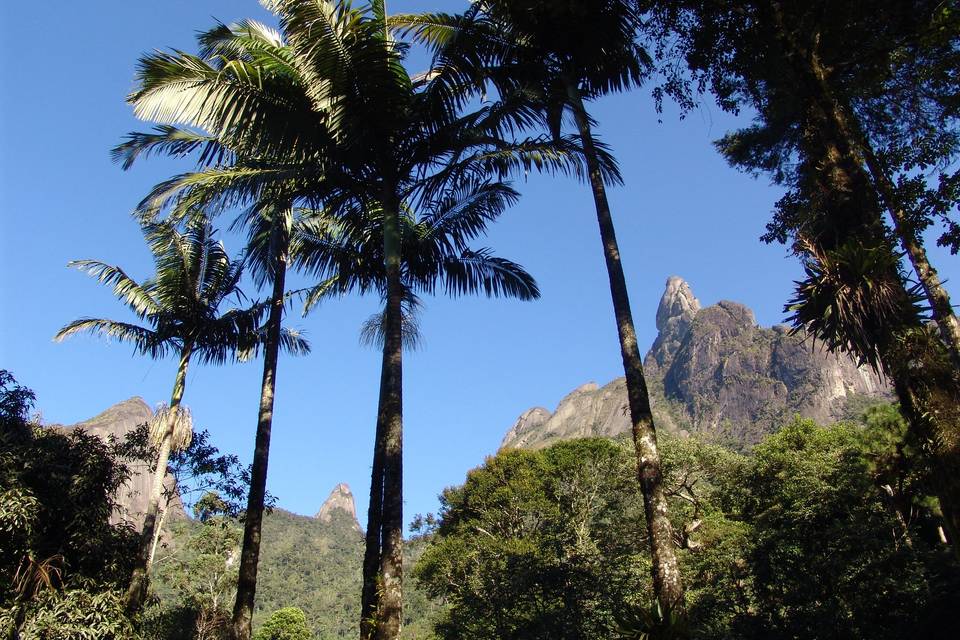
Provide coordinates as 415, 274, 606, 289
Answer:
148, 404, 958, 639
151, 509, 439, 640
4, 369, 959, 639
415, 409, 959, 639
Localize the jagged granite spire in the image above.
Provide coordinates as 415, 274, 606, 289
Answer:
502, 277, 890, 451
648, 276, 701, 371
316, 483, 360, 531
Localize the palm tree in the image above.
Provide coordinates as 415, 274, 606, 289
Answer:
294, 195, 541, 640
397, 0, 685, 611
54, 215, 308, 612
228, 200, 297, 640
114, 4, 563, 637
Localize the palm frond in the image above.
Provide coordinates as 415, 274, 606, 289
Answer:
66, 260, 160, 318
418, 180, 519, 250
359, 306, 423, 352
299, 275, 344, 316
437, 249, 540, 300
54, 319, 169, 359
112, 126, 234, 170
150, 404, 194, 452
786, 239, 924, 373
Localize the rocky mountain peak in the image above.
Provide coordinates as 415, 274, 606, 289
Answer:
649, 276, 702, 369
69, 397, 153, 437
50, 397, 184, 526
502, 277, 890, 451
317, 483, 360, 531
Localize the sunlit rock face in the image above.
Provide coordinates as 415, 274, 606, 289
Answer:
501, 277, 890, 451
316, 483, 361, 532
648, 275, 702, 371
500, 381, 635, 450
49, 397, 185, 525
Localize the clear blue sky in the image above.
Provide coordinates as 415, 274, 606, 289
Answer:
2, 1, 957, 526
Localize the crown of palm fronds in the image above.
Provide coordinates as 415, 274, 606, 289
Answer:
359, 290, 424, 352
55, 212, 309, 363
395, 0, 649, 142
110, 1, 551, 324
150, 403, 194, 452
114, 0, 590, 220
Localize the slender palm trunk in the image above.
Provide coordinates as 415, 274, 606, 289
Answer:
126, 341, 193, 612
230, 255, 287, 640
373, 194, 405, 640
360, 386, 387, 640
566, 82, 685, 611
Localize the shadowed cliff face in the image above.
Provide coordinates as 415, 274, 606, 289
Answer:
50, 397, 185, 526
501, 277, 890, 450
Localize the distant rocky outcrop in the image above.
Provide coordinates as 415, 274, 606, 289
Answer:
316, 483, 361, 532
501, 277, 890, 450
500, 380, 636, 450
50, 397, 185, 526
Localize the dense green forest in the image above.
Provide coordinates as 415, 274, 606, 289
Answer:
2, 0, 960, 638
4, 372, 958, 638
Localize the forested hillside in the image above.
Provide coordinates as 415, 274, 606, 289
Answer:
151, 495, 440, 639
419, 414, 960, 639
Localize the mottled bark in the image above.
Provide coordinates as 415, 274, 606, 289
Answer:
566, 82, 685, 611
374, 196, 405, 640
230, 255, 287, 640
125, 341, 192, 612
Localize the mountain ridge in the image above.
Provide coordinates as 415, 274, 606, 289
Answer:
501, 276, 890, 450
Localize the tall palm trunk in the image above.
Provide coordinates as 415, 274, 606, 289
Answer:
360, 389, 387, 640
230, 253, 287, 640
374, 195, 405, 640
566, 81, 685, 611
126, 341, 193, 612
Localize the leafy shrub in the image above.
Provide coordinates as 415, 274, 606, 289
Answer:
253, 607, 312, 640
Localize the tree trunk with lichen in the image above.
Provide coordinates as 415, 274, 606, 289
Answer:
567, 81, 685, 612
